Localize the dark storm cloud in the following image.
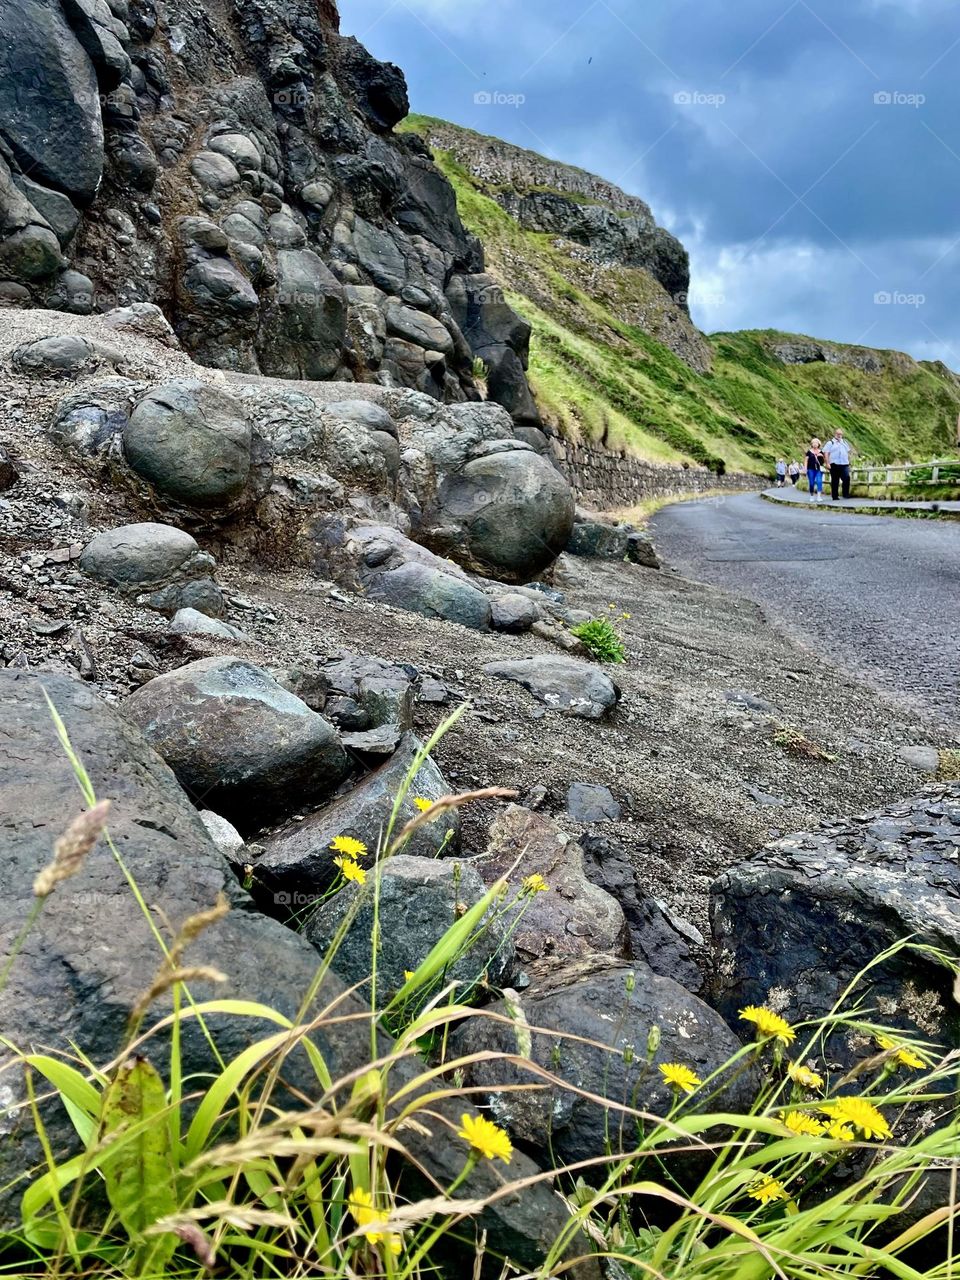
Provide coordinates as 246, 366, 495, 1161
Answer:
342, 0, 960, 365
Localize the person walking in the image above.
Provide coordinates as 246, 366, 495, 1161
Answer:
824, 429, 853, 500
775, 458, 787, 488
805, 438, 824, 502
788, 459, 800, 486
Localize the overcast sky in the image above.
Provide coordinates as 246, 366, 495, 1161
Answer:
341, 0, 960, 367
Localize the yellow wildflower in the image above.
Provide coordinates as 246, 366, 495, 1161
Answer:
787, 1062, 824, 1090
781, 1110, 825, 1137
659, 1062, 702, 1094
824, 1119, 855, 1142
876, 1035, 926, 1070
748, 1175, 789, 1204
458, 1112, 513, 1163
412, 797, 434, 813
347, 1187, 401, 1254
403, 970, 415, 983
334, 856, 366, 885
330, 834, 368, 860
739, 1005, 795, 1044
820, 1097, 891, 1141
522, 873, 549, 894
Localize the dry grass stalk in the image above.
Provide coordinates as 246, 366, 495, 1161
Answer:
33, 799, 111, 898
386, 787, 517, 856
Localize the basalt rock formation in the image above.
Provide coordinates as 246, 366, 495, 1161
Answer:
0, 0, 537, 423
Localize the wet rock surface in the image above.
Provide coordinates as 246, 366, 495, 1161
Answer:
711, 785, 960, 1060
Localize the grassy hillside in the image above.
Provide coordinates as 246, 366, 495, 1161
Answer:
404, 114, 960, 475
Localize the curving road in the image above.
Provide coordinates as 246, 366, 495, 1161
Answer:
651, 492, 960, 726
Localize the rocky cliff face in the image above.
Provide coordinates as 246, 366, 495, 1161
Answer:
0, 0, 537, 422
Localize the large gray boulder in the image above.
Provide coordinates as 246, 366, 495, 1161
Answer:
0, 0, 104, 204
438, 449, 574, 582
302, 519, 493, 631
367, 562, 492, 630
304, 854, 516, 996
402, 401, 575, 584
80, 522, 210, 585
475, 806, 627, 976
124, 658, 349, 829
13, 334, 99, 376
711, 786, 960, 1062
484, 655, 620, 720
251, 732, 458, 910
79, 523, 224, 618
0, 670, 598, 1277
123, 380, 253, 508
257, 249, 347, 380
453, 959, 754, 1173
0, 669, 365, 1228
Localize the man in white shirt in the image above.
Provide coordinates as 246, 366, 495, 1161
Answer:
824, 429, 853, 501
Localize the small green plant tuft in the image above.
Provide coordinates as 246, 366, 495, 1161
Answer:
570, 616, 627, 663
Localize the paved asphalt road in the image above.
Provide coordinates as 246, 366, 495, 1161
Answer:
651, 492, 960, 727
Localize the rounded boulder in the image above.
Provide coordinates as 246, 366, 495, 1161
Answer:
123, 379, 252, 507
124, 658, 349, 829
438, 449, 575, 583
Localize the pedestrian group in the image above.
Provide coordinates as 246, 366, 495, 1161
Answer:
775, 430, 853, 503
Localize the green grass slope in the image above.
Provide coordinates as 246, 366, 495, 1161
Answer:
404, 114, 960, 475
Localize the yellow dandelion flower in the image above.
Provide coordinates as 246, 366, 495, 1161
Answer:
522, 872, 549, 894
334, 856, 366, 885
788, 1062, 824, 1090
739, 1005, 795, 1044
622, 612, 632, 620
824, 1120, 855, 1142
748, 1175, 789, 1204
348, 1187, 402, 1254
781, 1110, 825, 1137
412, 797, 434, 813
820, 1097, 891, 1141
330, 834, 368, 860
876, 1035, 926, 1070
458, 1112, 513, 1163
659, 1062, 702, 1094
403, 969, 415, 982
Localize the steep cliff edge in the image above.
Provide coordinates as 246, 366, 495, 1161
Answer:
406, 116, 960, 475
0, 0, 536, 422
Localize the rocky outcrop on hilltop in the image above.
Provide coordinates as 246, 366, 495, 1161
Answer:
0, 0, 538, 423
412, 117, 711, 372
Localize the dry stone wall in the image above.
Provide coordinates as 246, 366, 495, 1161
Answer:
548, 434, 763, 509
